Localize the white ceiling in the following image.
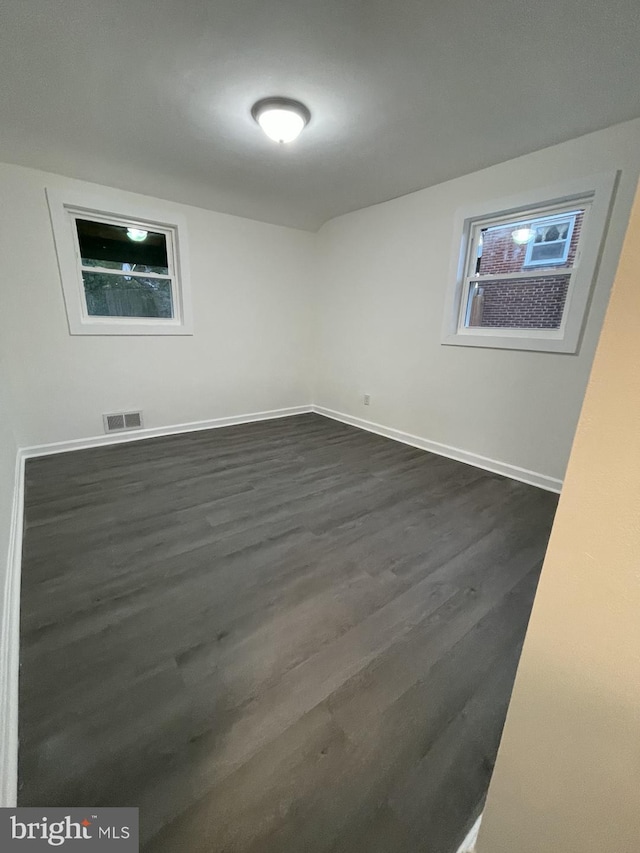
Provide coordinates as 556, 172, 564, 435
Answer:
1, 0, 640, 231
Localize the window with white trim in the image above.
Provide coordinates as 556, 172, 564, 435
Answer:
523, 211, 576, 268
47, 189, 193, 335
442, 173, 617, 353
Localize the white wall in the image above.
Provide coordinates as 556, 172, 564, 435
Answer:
313, 118, 640, 482
2, 119, 640, 475
0, 163, 314, 448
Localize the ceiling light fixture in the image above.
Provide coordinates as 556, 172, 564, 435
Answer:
126, 228, 148, 242
251, 97, 311, 144
511, 227, 535, 245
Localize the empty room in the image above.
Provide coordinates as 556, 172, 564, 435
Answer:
1, 1, 640, 851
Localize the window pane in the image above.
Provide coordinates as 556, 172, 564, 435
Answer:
82, 272, 173, 318
475, 210, 584, 276
76, 218, 169, 275
529, 241, 566, 263
465, 274, 571, 330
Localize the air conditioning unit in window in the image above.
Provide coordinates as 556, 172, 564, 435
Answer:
103, 411, 144, 433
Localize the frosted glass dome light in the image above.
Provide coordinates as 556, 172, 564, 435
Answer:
511, 227, 536, 245
252, 97, 311, 144
126, 228, 148, 242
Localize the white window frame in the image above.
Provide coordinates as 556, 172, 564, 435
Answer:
46, 188, 193, 335
441, 172, 618, 354
523, 211, 576, 268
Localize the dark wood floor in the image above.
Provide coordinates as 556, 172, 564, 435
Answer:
19, 414, 557, 853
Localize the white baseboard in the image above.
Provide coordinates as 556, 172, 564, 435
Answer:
312, 406, 562, 493
0, 450, 25, 807
21, 405, 313, 459
456, 815, 483, 853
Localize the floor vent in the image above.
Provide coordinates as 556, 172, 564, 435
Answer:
103, 411, 144, 433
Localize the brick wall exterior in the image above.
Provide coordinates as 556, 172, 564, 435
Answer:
469, 210, 583, 328
469, 275, 570, 329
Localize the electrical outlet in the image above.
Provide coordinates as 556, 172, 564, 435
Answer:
363, 394, 371, 406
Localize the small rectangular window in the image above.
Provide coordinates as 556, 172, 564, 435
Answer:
523, 213, 576, 268
463, 205, 584, 331
441, 173, 617, 353
47, 189, 193, 336
74, 218, 175, 320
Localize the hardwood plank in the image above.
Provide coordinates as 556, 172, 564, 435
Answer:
18, 413, 557, 852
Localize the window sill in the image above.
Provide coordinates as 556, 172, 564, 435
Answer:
441, 329, 577, 354
67, 318, 194, 336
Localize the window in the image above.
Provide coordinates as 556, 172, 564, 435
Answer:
76, 218, 174, 319
442, 173, 617, 353
47, 189, 193, 335
463, 204, 584, 332
523, 212, 576, 268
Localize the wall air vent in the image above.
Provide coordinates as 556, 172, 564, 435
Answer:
124, 411, 142, 429
103, 411, 144, 433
